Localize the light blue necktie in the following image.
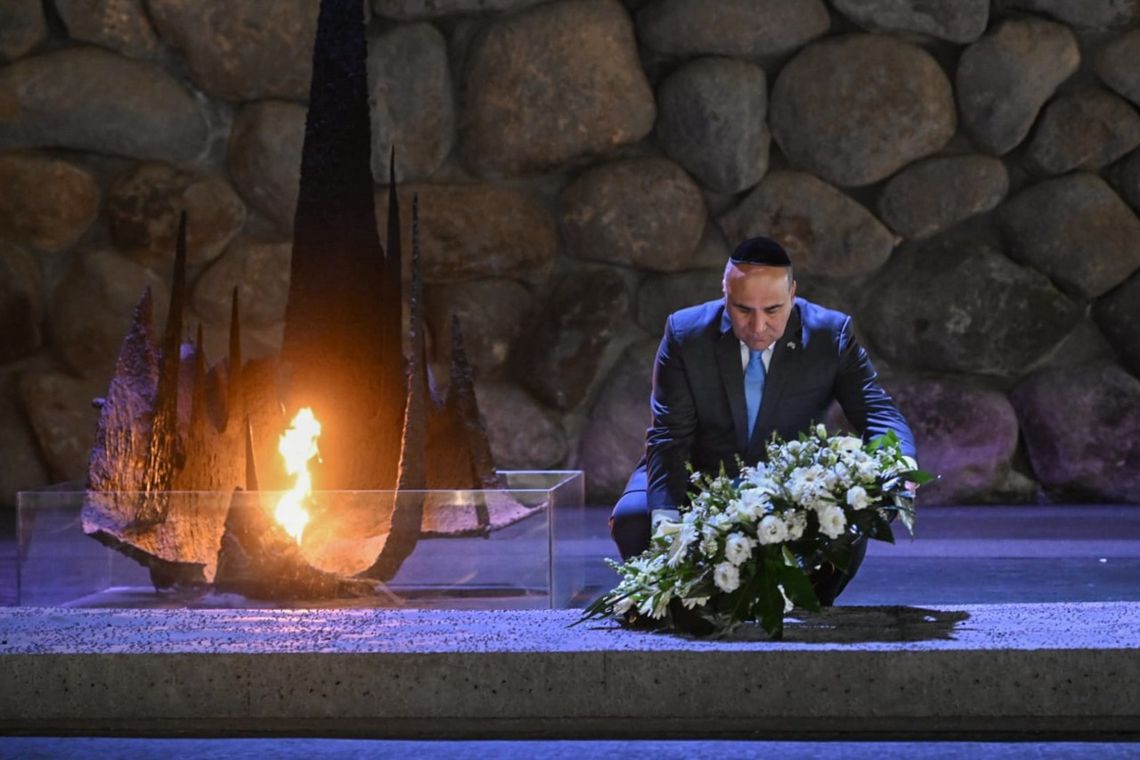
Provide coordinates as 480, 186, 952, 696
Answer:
745, 348, 766, 440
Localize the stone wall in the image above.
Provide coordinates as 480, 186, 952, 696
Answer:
1, 0, 1139, 509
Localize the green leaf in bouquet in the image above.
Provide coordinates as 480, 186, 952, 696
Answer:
824, 540, 854, 572
865, 511, 896, 544
899, 468, 937, 486
866, 429, 899, 452
757, 570, 787, 640
897, 505, 916, 536
774, 561, 820, 613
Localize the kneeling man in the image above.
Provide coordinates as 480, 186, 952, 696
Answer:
611, 236, 916, 604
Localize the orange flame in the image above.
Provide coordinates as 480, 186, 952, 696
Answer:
275, 407, 321, 544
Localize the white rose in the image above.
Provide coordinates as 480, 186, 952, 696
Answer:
785, 511, 807, 540
757, 514, 789, 545
856, 460, 878, 482
832, 436, 863, 454
818, 505, 848, 539
713, 562, 741, 592
846, 485, 871, 511
815, 423, 827, 438
724, 532, 754, 565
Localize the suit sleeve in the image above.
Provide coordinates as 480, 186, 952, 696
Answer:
645, 314, 698, 510
832, 316, 917, 460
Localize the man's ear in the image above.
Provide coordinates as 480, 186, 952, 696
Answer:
789, 279, 797, 299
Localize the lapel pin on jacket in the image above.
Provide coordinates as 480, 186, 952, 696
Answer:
787, 341, 797, 350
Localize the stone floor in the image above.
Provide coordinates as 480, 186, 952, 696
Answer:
2, 738, 1139, 759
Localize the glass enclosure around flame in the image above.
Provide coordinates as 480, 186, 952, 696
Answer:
16, 471, 588, 610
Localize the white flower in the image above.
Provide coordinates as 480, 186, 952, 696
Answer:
652, 517, 681, 540
846, 485, 871, 511
757, 514, 789, 545
680, 596, 710, 610
785, 511, 807, 540
666, 521, 698, 567
818, 505, 848, 539
713, 562, 741, 592
724, 532, 755, 565
815, 423, 827, 438
706, 512, 733, 533
612, 596, 635, 616
832, 435, 863, 455
855, 459, 878, 482
699, 525, 719, 557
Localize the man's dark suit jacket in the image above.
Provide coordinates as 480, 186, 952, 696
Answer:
641, 296, 916, 510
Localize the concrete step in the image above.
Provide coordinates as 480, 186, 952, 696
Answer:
2, 604, 1138, 739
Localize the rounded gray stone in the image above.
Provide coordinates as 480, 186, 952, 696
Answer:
995, 0, 1139, 30
107, 163, 246, 267
882, 375, 1020, 505
999, 173, 1140, 299
17, 371, 105, 482
459, 0, 655, 177
227, 101, 306, 233
192, 236, 292, 329
860, 235, 1081, 376
0, 0, 46, 61
513, 269, 630, 411
578, 338, 659, 502
832, 0, 988, 43
656, 57, 768, 194
50, 249, 171, 375
1011, 362, 1140, 502
0, 394, 51, 507
718, 171, 897, 279
1095, 28, 1140, 108
368, 23, 454, 183
877, 155, 1008, 241
371, 0, 545, 20
1109, 148, 1140, 211
1026, 87, 1140, 176
559, 157, 706, 272
0, 241, 46, 363
148, 0, 318, 102
956, 18, 1080, 156
425, 279, 532, 375
770, 34, 956, 187
0, 47, 208, 162
0, 153, 100, 253
474, 380, 567, 469
636, 268, 723, 336
55, 0, 159, 60
1094, 269, 1140, 377
637, 0, 830, 57
376, 183, 557, 283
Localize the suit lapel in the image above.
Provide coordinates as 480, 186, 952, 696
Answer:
715, 310, 749, 452
750, 301, 805, 457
